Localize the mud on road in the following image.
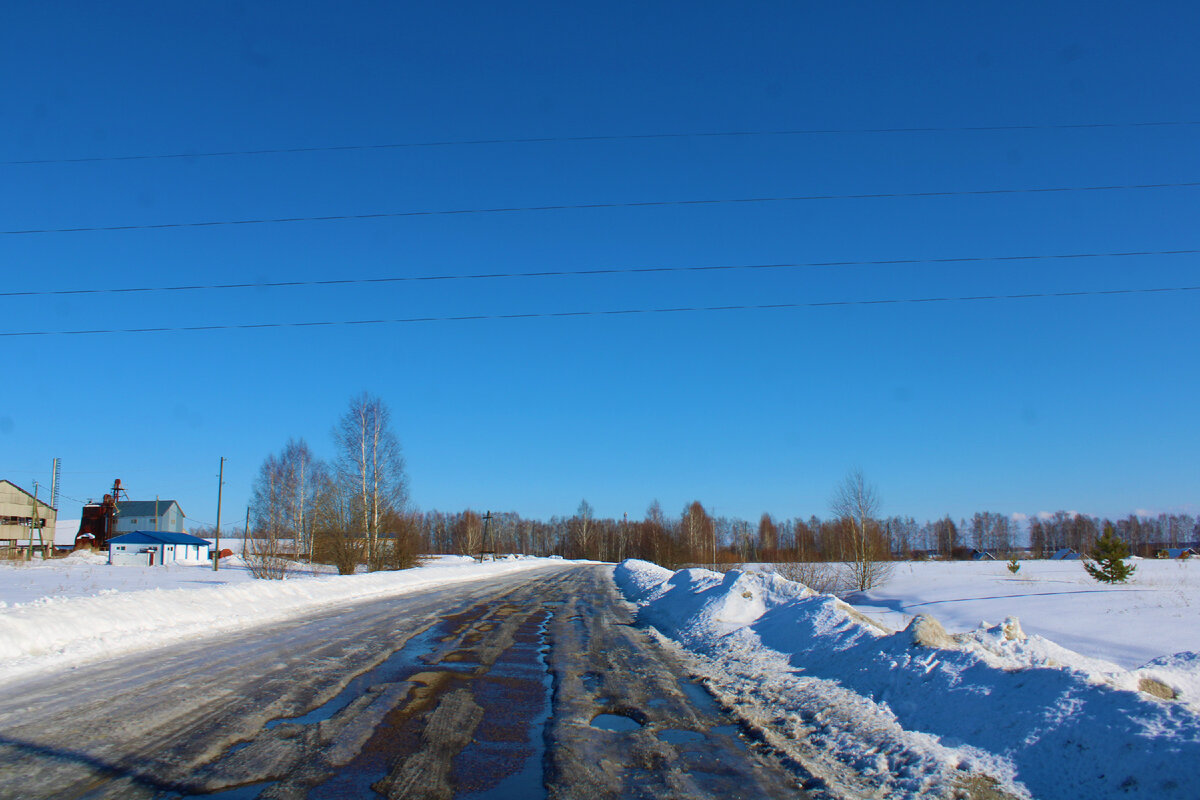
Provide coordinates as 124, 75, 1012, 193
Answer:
0, 565, 807, 800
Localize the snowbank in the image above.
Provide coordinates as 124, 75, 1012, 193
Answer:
0, 557, 570, 685
615, 559, 1200, 800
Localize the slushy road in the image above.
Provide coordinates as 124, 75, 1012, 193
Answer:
0, 565, 806, 799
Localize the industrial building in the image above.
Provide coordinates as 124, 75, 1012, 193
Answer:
108, 530, 212, 566
114, 499, 185, 535
0, 479, 57, 555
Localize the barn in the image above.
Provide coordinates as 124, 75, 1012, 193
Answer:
108, 531, 212, 566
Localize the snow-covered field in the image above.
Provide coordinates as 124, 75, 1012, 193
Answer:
0, 552, 569, 684
616, 559, 1200, 800
844, 558, 1200, 670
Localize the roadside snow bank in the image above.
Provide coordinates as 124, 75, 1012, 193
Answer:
615, 559, 1200, 800
0, 557, 570, 685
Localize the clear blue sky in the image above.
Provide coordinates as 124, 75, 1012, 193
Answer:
2, 1, 1197, 528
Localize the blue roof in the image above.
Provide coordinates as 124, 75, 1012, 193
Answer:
108, 531, 212, 546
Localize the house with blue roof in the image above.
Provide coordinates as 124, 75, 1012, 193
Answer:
108, 530, 211, 566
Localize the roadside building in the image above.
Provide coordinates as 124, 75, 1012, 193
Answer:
0, 479, 57, 555
114, 500, 185, 535
108, 531, 212, 566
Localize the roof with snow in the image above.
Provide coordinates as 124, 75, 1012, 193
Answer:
116, 500, 182, 517
107, 530, 210, 546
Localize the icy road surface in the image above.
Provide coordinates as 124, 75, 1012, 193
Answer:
0, 565, 806, 800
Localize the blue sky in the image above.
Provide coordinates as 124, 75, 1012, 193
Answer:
1, 1, 1197, 528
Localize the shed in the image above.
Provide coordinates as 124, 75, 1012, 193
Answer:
108, 531, 212, 567
1050, 548, 1081, 560
971, 550, 997, 561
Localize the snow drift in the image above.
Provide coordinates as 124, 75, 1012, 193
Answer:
615, 559, 1200, 800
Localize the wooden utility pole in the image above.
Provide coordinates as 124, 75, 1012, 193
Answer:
480, 510, 492, 562
213, 457, 225, 571
27, 482, 41, 561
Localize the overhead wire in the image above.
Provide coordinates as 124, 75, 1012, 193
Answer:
5, 119, 1200, 166
1, 247, 1196, 299
3, 180, 1198, 237
2, 284, 1196, 338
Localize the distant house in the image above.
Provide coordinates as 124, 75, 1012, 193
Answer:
0, 479, 57, 554
108, 531, 211, 566
1157, 548, 1196, 559
1050, 548, 1082, 560
971, 550, 996, 561
114, 500, 185, 535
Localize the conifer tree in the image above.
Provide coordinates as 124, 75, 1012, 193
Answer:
1083, 524, 1135, 584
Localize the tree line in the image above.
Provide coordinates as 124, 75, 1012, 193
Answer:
243, 396, 1196, 577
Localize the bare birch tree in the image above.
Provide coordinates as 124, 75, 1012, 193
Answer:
334, 392, 408, 569
572, 499, 594, 559
830, 468, 891, 591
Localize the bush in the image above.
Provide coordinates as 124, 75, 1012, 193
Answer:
773, 561, 853, 596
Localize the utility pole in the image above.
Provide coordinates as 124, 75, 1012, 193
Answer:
480, 510, 492, 562
244, 506, 250, 561
27, 482, 40, 561
155, 495, 160, 531
213, 457, 225, 571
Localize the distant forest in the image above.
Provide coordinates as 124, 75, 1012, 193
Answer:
212, 496, 1198, 568
222, 394, 1196, 570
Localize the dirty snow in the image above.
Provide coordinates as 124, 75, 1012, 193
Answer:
615, 559, 1200, 800
0, 554, 570, 685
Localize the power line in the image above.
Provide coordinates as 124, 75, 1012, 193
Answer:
2, 284, 1195, 338
5, 120, 1200, 166
4, 180, 1198, 237
2, 247, 1197, 299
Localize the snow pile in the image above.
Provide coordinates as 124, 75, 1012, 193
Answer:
615, 560, 1200, 800
0, 557, 569, 684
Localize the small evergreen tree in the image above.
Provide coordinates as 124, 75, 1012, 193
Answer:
1007, 557, 1020, 574
1083, 524, 1135, 584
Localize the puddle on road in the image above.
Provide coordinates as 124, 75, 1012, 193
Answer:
263, 623, 451, 730
454, 603, 556, 800
656, 728, 706, 744
590, 713, 643, 732
677, 676, 720, 713
711, 724, 750, 752
159, 779, 273, 800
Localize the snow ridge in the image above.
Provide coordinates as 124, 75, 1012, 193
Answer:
614, 559, 1200, 800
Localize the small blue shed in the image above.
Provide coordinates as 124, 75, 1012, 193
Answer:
108, 531, 212, 566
